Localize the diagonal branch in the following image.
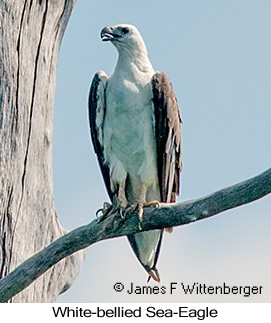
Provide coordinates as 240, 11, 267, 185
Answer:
0, 167, 270, 302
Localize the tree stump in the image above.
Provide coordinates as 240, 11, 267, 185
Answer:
0, 0, 84, 302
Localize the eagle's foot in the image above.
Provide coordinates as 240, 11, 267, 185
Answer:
119, 208, 125, 219
96, 202, 112, 218
111, 195, 128, 219
97, 196, 127, 221
123, 204, 137, 218
122, 203, 143, 219
138, 200, 161, 219
137, 201, 160, 230
121, 203, 143, 229
138, 202, 144, 230
144, 200, 161, 209
123, 200, 161, 230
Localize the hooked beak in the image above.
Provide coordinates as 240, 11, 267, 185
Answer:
100, 26, 122, 42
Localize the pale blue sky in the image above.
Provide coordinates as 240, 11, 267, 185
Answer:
54, 0, 271, 302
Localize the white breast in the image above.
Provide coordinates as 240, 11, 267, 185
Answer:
103, 67, 159, 197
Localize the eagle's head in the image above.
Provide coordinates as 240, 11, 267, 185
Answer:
100, 24, 148, 57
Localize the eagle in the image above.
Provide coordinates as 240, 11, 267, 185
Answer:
88, 24, 182, 282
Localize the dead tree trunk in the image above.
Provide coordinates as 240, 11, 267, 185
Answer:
0, 0, 84, 302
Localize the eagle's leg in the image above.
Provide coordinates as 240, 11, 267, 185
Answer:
121, 184, 147, 223
97, 181, 128, 220
137, 185, 161, 221
117, 180, 128, 219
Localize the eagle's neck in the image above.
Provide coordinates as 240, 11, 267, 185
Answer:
116, 46, 154, 74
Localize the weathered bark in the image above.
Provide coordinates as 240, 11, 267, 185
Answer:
0, 0, 84, 302
0, 167, 270, 302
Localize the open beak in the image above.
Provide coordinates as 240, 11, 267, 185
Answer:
100, 26, 122, 42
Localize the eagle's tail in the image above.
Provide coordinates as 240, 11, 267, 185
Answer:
127, 229, 163, 282
147, 268, 160, 283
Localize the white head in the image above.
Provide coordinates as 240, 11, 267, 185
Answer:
100, 24, 148, 58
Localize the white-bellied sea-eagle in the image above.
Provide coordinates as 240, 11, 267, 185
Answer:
88, 24, 182, 282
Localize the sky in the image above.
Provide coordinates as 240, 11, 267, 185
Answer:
53, 0, 271, 302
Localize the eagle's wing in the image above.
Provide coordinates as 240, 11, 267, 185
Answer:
152, 71, 182, 204
88, 71, 114, 201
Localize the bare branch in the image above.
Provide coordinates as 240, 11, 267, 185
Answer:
0, 167, 270, 302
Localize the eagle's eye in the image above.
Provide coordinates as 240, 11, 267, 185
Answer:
122, 27, 129, 34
